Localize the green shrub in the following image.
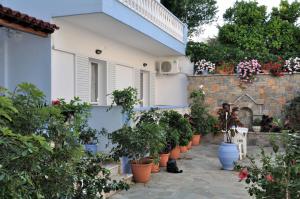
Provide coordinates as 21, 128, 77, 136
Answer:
190, 86, 217, 136
111, 122, 165, 163
0, 83, 129, 198
136, 109, 167, 160
238, 132, 300, 199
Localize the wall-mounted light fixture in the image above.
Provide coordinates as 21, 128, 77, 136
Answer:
95, 49, 102, 55
143, 63, 148, 67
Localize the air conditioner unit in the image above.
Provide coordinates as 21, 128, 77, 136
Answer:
156, 60, 180, 74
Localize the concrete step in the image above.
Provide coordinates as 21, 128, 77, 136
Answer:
104, 173, 133, 199
103, 163, 120, 177
103, 163, 133, 199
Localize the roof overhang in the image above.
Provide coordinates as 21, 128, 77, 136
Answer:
0, 4, 59, 37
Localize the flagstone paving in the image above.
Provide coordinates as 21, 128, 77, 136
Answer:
111, 144, 254, 199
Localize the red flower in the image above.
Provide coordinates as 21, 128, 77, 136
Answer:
52, 99, 60, 106
239, 168, 249, 181
266, 174, 274, 182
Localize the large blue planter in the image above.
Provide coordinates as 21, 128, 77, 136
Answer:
218, 142, 239, 171
84, 144, 97, 154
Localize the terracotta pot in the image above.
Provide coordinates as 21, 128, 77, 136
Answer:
151, 162, 160, 173
218, 70, 228, 75
131, 160, 152, 183
169, 146, 180, 159
187, 141, 192, 150
180, 146, 188, 153
146, 157, 160, 173
192, 134, 201, 146
159, 153, 169, 167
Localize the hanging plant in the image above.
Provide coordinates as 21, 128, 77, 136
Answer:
283, 57, 300, 74
237, 59, 262, 83
108, 87, 140, 122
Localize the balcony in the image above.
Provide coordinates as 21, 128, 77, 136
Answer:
118, 0, 186, 43
3, 0, 188, 56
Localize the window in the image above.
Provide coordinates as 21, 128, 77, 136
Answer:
140, 71, 150, 106
90, 60, 107, 105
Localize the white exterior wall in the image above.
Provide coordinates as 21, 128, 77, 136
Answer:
51, 19, 157, 102
156, 56, 194, 106
0, 28, 51, 100
52, 19, 156, 72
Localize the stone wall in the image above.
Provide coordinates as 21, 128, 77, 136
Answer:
188, 73, 300, 128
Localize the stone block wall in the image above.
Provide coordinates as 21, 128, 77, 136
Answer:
188, 74, 300, 128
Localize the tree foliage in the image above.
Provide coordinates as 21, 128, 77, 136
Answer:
161, 0, 218, 37
187, 0, 300, 66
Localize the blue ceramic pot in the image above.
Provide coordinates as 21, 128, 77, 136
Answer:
120, 156, 132, 174
218, 142, 239, 170
84, 144, 97, 154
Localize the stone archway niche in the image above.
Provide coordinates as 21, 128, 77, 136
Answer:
238, 107, 253, 130
230, 94, 265, 130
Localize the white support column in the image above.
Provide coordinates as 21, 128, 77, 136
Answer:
4, 30, 9, 88
0, 28, 8, 88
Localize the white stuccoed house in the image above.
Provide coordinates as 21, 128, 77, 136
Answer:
0, 0, 193, 151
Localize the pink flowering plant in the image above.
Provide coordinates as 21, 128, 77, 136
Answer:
283, 57, 300, 74
237, 59, 262, 83
194, 59, 216, 75
237, 132, 300, 199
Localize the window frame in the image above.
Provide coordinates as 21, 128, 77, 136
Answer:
89, 59, 107, 106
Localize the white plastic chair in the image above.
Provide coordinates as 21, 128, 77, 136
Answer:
233, 127, 248, 160
224, 127, 248, 160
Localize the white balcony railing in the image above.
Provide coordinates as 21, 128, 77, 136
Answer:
118, 0, 185, 43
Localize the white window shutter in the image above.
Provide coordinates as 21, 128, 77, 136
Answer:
106, 62, 116, 105
75, 55, 90, 102
134, 69, 141, 100
149, 71, 156, 106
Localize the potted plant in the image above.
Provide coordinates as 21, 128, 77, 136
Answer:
79, 126, 99, 154
184, 114, 194, 149
194, 59, 216, 75
108, 87, 140, 122
160, 110, 181, 159
252, 118, 261, 132
111, 125, 151, 183
159, 144, 171, 167
189, 85, 209, 145
111, 109, 165, 183
283, 57, 300, 74
137, 109, 166, 173
237, 59, 262, 83
216, 62, 235, 74
217, 103, 242, 170
178, 117, 193, 153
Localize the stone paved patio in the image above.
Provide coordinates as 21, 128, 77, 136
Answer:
112, 144, 254, 199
